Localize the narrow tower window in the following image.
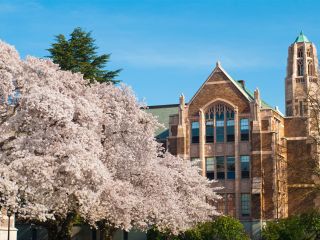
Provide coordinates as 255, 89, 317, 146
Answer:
307, 48, 311, 57
297, 60, 304, 76
298, 47, 303, 58
308, 60, 314, 76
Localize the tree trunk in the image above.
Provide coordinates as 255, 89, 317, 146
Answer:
100, 225, 115, 240
56, 212, 77, 240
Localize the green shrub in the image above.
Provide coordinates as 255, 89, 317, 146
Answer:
147, 216, 249, 240
262, 210, 320, 240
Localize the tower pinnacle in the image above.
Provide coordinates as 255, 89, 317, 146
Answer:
294, 31, 310, 43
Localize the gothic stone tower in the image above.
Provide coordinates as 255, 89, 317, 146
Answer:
284, 32, 318, 215
285, 31, 318, 116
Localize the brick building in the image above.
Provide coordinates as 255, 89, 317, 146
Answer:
147, 32, 318, 238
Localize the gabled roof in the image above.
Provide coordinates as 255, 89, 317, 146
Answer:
294, 31, 310, 43
188, 61, 273, 110
189, 62, 253, 105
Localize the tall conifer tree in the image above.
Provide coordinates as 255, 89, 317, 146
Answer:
48, 27, 121, 84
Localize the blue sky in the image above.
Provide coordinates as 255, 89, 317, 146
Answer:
1, 0, 320, 112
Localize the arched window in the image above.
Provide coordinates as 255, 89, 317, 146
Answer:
298, 47, 304, 58
297, 59, 304, 76
307, 48, 311, 57
308, 60, 314, 76
205, 103, 235, 143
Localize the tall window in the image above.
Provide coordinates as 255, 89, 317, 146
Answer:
297, 59, 304, 76
216, 112, 224, 142
216, 156, 225, 179
307, 48, 311, 57
191, 122, 199, 143
206, 120, 214, 143
240, 119, 249, 141
240, 156, 250, 178
206, 157, 215, 180
298, 47, 303, 58
241, 194, 250, 217
227, 156, 235, 179
226, 111, 235, 142
308, 60, 314, 76
205, 104, 235, 143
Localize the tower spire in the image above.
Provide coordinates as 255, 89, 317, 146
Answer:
294, 31, 310, 43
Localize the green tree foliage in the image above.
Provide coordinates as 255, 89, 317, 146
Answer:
262, 210, 320, 240
47, 27, 121, 84
147, 216, 249, 240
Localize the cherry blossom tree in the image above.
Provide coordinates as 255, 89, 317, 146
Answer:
0, 41, 220, 240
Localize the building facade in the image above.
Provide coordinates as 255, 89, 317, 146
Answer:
147, 32, 318, 238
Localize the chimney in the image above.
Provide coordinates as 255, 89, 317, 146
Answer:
237, 80, 245, 88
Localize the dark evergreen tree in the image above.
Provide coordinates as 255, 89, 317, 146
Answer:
47, 27, 121, 84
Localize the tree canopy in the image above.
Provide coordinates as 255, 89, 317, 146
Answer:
0, 40, 220, 240
47, 27, 121, 84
